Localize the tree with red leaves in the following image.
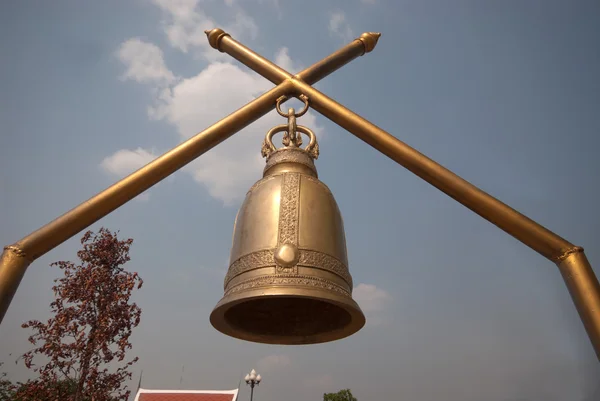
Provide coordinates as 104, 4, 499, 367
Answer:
15, 228, 143, 401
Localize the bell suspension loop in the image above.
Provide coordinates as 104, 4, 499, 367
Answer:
261, 95, 319, 160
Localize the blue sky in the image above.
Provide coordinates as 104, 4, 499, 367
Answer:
1, 1, 600, 400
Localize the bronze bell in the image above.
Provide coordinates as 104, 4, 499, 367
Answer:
210, 112, 365, 345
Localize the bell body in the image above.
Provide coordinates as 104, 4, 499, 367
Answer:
210, 136, 365, 345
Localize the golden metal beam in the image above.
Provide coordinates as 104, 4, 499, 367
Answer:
205, 28, 380, 86
296, 80, 600, 360
208, 29, 600, 359
0, 82, 291, 323
0, 30, 380, 324
295, 80, 574, 258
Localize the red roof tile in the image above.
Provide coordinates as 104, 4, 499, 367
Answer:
139, 394, 234, 401
135, 389, 238, 401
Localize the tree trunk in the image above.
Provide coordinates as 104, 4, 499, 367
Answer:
76, 324, 98, 401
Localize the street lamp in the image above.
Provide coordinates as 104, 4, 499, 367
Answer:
244, 369, 261, 401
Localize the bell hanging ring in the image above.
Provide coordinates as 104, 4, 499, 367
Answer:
210, 110, 366, 345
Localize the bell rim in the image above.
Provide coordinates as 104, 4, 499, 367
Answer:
210, 287, 366, 345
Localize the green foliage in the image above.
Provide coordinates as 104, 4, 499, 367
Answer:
323, 389, 357, 401
0, 363, 15, 401
0, 363, 87, 400
13, 379, 82, 401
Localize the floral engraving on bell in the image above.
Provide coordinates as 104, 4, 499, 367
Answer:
263, 149, 317, 177
278, 173, 300, 246
298, 251, 353, 288
224, 274, 351, 297
224, 249, 274, 289
275, 173, 301, 275
223, 248, 353, 289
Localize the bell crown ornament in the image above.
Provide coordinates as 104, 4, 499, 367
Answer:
210, 101, 365, 345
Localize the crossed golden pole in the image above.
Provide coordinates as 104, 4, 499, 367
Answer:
1, 28, 599, 360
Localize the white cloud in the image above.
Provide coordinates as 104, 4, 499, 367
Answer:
100, 148, 157, 202
353, 283, 392, 326
328, 11, 354, 42
274, 47, 296, 72
353, 283, 392, 313
232, 10, 259, 40
112, 1, 323, 205
256, 354, 290, 372
151, 0, 258, 60
148, 61, 322, 205
100, 147, 157, 177
226, 0, 281, 8
116, 39, 176, 85
152, 0, 215, 55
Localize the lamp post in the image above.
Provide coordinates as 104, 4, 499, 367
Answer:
0, 27, 599, 360
245, 369, 261, 401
